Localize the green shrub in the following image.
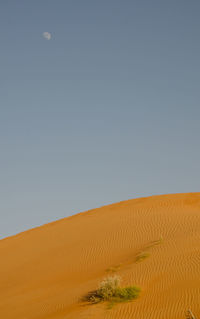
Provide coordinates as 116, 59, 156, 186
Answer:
85, 275, 140, 307
114, 286, 141, 301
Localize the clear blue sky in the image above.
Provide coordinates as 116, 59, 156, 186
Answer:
1, 0, 200, 238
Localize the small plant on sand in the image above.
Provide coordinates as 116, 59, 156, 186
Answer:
135, 236, 163, 263
135, 251, 150, 262
106, 264, 122, 273
146, 236, 163, 249
97, 275, 121, 300
85, 275, 140, 307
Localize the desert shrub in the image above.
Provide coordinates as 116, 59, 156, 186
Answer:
114, 286, 141, 301
85, 275, 140, 307
97, 275, 121, 300
88, 294, 101, 304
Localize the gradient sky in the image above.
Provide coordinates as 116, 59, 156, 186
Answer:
1, 0, 200, 239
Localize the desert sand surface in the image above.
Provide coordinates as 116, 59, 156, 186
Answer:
1, 193, 200, 319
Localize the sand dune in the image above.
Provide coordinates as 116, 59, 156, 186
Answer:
1, 193, 200, 319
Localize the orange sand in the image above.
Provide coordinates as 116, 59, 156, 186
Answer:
1, 193, 200, 319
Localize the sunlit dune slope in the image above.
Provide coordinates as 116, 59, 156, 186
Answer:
1, 193, 200, 319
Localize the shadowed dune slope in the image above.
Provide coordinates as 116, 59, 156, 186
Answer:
1, 193, 200, 319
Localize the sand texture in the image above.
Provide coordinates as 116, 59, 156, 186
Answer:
1, 193, 200, 319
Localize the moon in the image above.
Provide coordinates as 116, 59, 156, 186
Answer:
43, 32, 52, 40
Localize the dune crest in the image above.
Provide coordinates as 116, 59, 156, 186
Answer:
1, 193, 200, 319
